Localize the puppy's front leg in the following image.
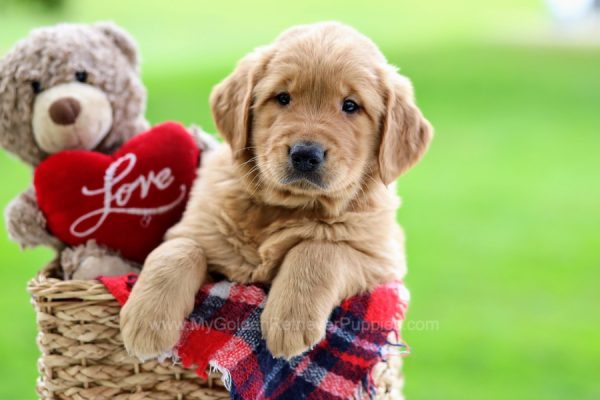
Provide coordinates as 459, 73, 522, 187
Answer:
261, 240, 347, 359
120, 237, 206, 360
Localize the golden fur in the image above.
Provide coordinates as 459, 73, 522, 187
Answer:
121, 22, 432, 359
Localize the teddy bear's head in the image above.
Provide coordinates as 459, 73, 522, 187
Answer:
0, 22, 149, 166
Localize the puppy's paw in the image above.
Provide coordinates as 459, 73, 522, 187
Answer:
261, 302, 327, 359
120, 298, 183, 360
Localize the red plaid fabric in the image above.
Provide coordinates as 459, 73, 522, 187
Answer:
100, 274, 408, 399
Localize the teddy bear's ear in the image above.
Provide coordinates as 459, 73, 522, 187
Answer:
94, 22, 140, 69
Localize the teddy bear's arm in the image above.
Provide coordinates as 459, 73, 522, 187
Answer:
187, 125, 220, 153
4, 187, 63, 250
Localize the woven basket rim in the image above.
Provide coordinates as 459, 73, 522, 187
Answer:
28, 260, 116, 301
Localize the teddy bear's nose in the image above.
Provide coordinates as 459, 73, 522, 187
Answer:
49, 97, 82, 126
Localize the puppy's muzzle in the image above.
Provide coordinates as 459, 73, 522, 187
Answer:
289, 142, 325, 173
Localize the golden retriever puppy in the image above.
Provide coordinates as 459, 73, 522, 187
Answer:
120, 22, 432, 360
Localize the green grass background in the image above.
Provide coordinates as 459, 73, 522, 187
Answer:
1, 0, 599, 398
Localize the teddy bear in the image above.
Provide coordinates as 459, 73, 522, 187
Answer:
0, 22, 215, 280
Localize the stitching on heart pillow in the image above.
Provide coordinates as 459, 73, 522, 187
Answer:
34, 122, 200, 262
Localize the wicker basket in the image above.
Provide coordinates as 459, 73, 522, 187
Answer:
28, 261, 404, 399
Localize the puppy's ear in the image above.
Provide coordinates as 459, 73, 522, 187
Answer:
210, 47, 272, 159
378, 68, 433, 185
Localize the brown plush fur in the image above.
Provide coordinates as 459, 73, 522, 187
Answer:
0, 22, 148, 278
121, 22, 432, 359
0, 22, 148, 166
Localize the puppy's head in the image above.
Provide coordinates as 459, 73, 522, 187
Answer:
211, 22, 432, 203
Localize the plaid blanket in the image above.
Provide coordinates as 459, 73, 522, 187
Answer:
100, 274, 408, 399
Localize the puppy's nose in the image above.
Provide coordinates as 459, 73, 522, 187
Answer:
290, 142, 325, 173
49, 97, 81, 125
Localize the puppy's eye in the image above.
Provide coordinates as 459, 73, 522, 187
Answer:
342, 99, 359, 114
75, 71, 88, 83
275, 92, 291, 106
31, 81, 43, 94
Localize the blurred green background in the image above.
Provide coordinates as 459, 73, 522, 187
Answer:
1, 0, 599, 399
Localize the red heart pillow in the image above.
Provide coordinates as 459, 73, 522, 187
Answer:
34, 122, 200, 263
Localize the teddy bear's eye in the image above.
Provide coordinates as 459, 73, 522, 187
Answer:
31, 81, 43, 94
75, 71, 88, 83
